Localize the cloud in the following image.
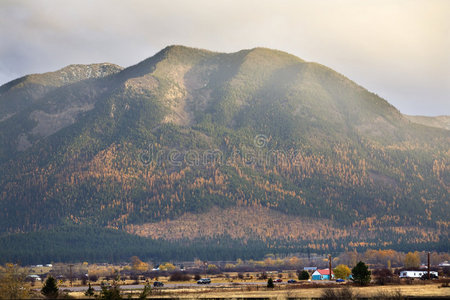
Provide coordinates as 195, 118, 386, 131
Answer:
0, 0, 449, 115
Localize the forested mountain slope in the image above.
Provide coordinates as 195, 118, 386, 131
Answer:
0, 46, 448, 261
405, 115, 450, 131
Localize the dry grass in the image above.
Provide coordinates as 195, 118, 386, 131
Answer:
67, 282, 449, 299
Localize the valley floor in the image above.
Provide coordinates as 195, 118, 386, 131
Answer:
66, 282, 450, 299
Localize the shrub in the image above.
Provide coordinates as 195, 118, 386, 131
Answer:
321, 287, 358, 300
169, 271, 191, 281
373, 268, 394, 285
259, 272, 268, 280
372, 289, 403, 299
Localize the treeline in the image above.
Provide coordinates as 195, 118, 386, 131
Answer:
0, 225, 448, 265
0, 225, 285, 265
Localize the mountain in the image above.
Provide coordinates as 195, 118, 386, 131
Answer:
405, 115, 450, 131
0, 46, 448, 263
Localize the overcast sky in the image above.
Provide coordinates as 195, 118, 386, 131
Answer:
1, 0, 449, 116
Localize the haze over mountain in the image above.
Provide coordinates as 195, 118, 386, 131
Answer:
405, 115, 450, 131
0, 46, 448, 263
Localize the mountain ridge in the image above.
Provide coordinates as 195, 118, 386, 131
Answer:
405, 115, 450, 131
0, 46, 448, 260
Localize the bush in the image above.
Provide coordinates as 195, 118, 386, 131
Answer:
89, 274, 98, 282
169, 271, 191, 281
321, 287, 358, 300
373, 268, 394, 285
105, 275, 114, 281
194, 274, 201, 281
130, 274, 139, 284
372, 289, 403, 299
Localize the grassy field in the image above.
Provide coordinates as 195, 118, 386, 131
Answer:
66, 282, 450, 299
21, 267, 449, 299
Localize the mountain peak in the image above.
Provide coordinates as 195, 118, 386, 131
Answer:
244, 47, 305, 62
0, 63, 123, 95
158, 45, 217, 62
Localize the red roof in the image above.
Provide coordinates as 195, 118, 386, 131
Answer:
316, 269, 333, 275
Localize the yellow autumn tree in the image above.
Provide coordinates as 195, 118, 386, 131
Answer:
159, 262, 176, 271
130, 256, 149, 272
0, 263, 30, 299
333, 264, 351, 279
404, 252, 420, 269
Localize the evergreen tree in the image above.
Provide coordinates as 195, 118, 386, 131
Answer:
351, 261, 371, 285
139, 284, 152, 299
41, 276, 59, 299
298, 270, 310, 280
267, 278, 274, 288
85, 283, 95, 298
100, 280, 122, 300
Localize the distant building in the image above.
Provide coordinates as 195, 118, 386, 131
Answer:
399, 270, 438, 279
303, 267, 317, 271
312, 269, 334, 280
26, 275, 41, 281
438, 261, 450, 267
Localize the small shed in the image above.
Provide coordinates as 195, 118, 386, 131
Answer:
312, 269, 334, 280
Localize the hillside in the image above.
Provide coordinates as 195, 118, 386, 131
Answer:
405, 115, 450, 131
0, 46, 448, 262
